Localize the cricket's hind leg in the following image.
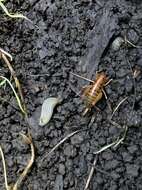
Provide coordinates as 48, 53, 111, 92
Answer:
102, 89, 112, 112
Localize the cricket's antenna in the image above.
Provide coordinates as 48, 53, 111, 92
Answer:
70, 72, 93, 83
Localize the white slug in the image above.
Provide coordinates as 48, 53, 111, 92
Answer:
39, 97, 60, 126
112, 37, 124, 51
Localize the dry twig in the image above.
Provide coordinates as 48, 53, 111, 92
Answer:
84, 155, 98, 190
0, 146, 9, 190
113, 125, 128, 148
124, 47, 137, 114
0, 133, 35, 190
84, 128, 128, 190
0, 0, 31, 22
110, 97, 128, 119
0, 76, 26, 114
0, 49, 27, 115
93, 140, 119, 155
109, 96, 128, 128
41, 130, 82, 162
12, 133, 35, 190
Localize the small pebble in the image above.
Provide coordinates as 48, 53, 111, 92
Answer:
126, 164, 139, 177
112, 37, 124, 51
59, 164, 66, 175
54, 175, 63, 190
71, 134, 83, 145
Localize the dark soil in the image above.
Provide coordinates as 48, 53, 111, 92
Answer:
0, 0, 142, 189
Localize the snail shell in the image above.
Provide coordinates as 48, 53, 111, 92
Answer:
39, 97, 60, 126
112, 37, 124, 51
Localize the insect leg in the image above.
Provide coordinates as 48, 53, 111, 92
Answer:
102, 89, 108, 99
82, 107, 90, 116
94, 105, 102, 112
104, 79, 113, 86
102, 89, 112, 112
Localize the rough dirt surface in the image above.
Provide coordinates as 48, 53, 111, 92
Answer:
0, 0, 142, 189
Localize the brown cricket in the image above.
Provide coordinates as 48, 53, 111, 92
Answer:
71, 72, 111, 115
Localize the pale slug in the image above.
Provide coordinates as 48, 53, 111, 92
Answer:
39, 97, 60, 126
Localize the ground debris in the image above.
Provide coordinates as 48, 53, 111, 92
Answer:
81, 1, 118, 79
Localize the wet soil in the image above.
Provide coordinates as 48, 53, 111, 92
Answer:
0, 0, 142, 189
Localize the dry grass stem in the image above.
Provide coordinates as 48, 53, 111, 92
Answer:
93, 140, 119, 155
124, 36, 137, 48
0, 145, 10, 190
0, 76, 26, 114
0, 78, 6, 86
109, 97, 128, 129
109, 119, 122, 128
1, 51, 27, 114
111, 97, 128, 119
0, 0, 32, 22
0, 49, 27, 115
84, 124, 128, 190
113, 125, 128, 148
42, 130, 82, 162
0, 133, 35, 190
84, 155, 98, 190
12, 133, 35, 190
0, 48, 13, 61
125, 52, 136, 112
